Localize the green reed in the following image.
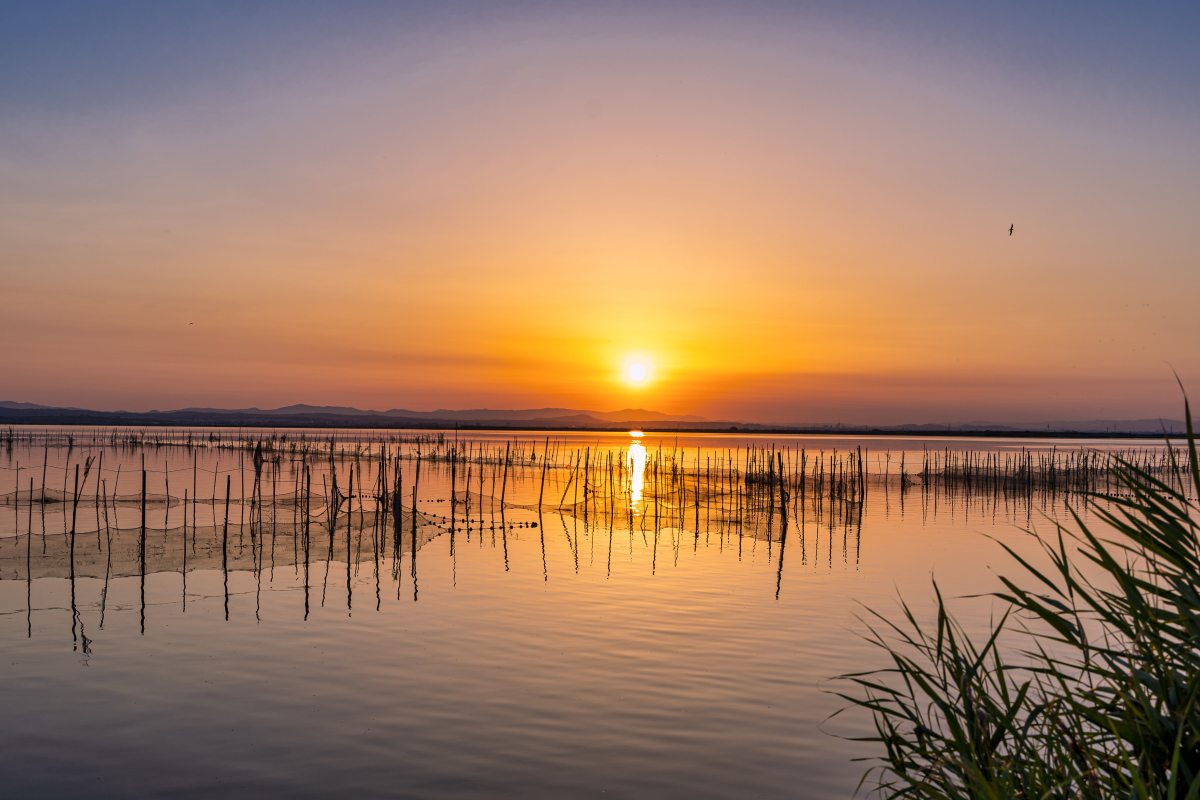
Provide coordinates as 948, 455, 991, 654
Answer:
835, 397, 1200, 798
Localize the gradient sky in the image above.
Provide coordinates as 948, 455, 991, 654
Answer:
2, 1, 1197, 425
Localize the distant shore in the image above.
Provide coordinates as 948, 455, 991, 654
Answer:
0, 408, 1183, 439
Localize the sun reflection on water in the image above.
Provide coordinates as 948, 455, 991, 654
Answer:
627, 438, 646, 510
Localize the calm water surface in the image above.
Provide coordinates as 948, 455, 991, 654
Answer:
0, 430, 1168, 798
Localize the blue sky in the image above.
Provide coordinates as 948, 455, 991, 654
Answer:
3, 2, 1196, 116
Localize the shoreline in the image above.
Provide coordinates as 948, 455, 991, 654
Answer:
0, 413, 1184, 439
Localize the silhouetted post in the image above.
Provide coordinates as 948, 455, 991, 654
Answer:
500, 443, 510, 506
392, 459, 402, 550
222, 474, 231, 620
70, 463, 80, 557
240, 451, 245, 526
182, 489, 188, 610
141, 467, 147, 532
27, 477, 33, 637
537, 437, 549, 510
304, 467, 311, 620
68, 464, 83, 649
140, 467, 147, 634
775, 483, 788, 601
777, 451, 788, 532
411, 471, 419, 602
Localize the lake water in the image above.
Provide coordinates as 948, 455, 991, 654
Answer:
0, 428, 1175, 798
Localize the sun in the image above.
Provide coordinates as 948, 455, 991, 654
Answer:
620, 355, 654, 386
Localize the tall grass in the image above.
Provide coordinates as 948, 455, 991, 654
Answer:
837, 398, 1200, 799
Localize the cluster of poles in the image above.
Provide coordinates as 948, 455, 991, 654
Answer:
1, 425, 450, 456
1, 433, 1190, 649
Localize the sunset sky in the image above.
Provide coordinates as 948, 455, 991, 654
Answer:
2, 2, 1197, 425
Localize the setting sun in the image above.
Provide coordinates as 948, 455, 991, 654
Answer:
627, 363, 647, 382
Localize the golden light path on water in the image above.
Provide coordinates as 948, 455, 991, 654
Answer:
627, 433, 646, 510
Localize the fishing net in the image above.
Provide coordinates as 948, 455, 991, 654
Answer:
0, 506, 442, 582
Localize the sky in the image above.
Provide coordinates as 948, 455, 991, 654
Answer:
1, 1, 1197, 425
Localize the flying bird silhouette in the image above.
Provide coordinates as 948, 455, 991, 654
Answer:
1009, 224, 1014, 236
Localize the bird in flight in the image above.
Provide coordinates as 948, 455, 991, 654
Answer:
1009, 224, 1014, 236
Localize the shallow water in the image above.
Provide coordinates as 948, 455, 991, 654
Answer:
0, 430, 1171, 798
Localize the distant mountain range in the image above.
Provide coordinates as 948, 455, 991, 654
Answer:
172, 404, 708, 423
0, 401, 712, 430
0, 401, 1187, 435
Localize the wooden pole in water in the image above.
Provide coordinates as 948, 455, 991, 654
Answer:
27, 477, 33, 637
537, 437, 549, 510
411, 459, 419, 601
304, 466, 311, 619
69, 464, 80, 568
393, 457, 402, 551
500, 442, 510, 506
777, 451, 788, 530
141, 467, 147, 536
582, 446, 590, 516
222, 474, 231, 620
140, 467, 148, 634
